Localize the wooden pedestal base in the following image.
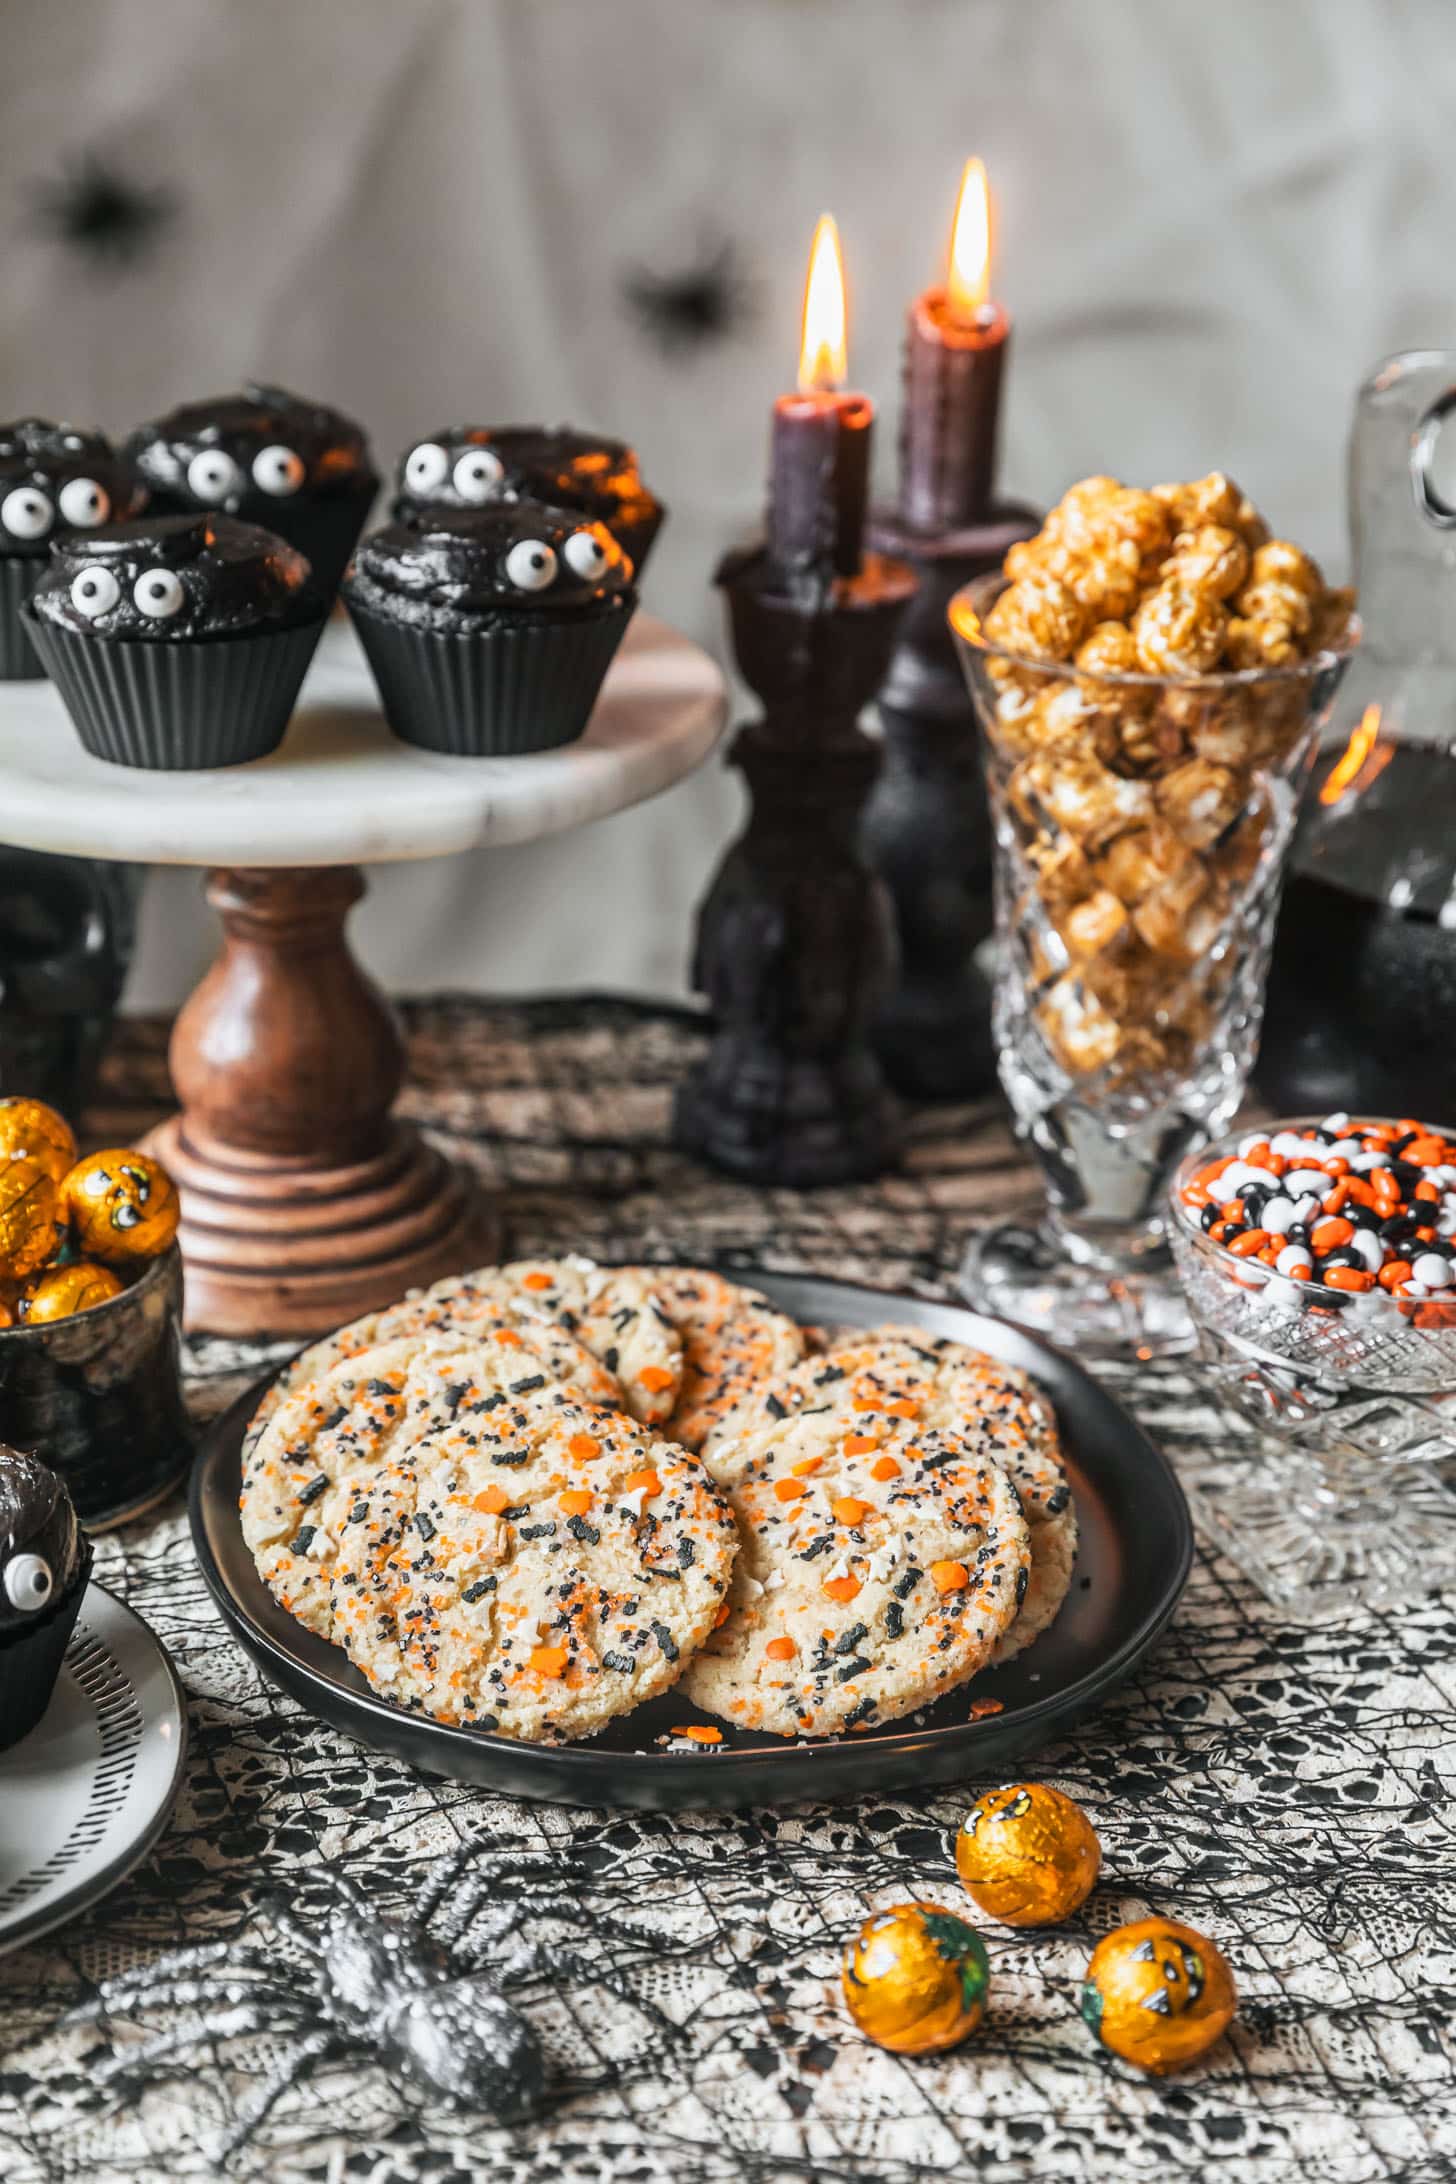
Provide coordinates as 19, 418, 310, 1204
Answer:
144, 865, 491, 1337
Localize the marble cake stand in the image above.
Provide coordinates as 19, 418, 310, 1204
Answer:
0, 614, 726, 1334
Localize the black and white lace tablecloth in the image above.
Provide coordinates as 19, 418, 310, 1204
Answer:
4, 996, 1454, 2184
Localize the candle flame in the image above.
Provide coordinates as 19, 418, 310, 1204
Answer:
797, 213, 848, 394
946, 157, 993, 318
1320, 704, 1392, 804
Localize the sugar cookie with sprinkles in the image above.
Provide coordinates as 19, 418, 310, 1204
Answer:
618, 1265, 807, 1450
243, 1332, 737, 1742
703, 1326, 1076, 1663
245, 1262, 660, 1450
679, 1407, 1030, 1738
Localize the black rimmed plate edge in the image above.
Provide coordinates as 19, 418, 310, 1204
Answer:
188, 1267, 1192, 1811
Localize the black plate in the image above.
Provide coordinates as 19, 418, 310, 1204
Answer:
189, 1270, 1192, 1810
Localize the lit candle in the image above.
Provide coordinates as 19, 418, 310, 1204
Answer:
767, 214, 874, 588
899, 158, 1011, 533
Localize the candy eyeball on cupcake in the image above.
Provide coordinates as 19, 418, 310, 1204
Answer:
0, 420, 144, 557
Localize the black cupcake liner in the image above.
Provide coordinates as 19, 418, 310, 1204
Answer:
0, 555, 48, 680
266, 474, 380, 599
345, 594, 635, 756
23, 607, 325, 770
0, 1536, 92, 1751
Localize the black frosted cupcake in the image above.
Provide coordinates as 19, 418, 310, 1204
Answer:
24, 513, 326, 770
0, 420, 145, 680
343, 502, 637, 755
125, 383, 378, 598
393, 425, 665, 575
0, 1444, 91, 1750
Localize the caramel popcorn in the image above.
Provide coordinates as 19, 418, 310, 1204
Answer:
975, 471, 1355, 1085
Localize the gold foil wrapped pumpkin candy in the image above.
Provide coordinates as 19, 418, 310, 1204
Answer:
841, 1903, 989, 2055
19, 1262, 126, 1324
0, 1098, 77, 1189
0, 1156, 63, 1282
1081, 1916, 1236, 2074
955, 1782, 1101, 1927
62, 1150, 180, 1267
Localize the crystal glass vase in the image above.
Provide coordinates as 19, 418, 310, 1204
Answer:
951, 575, 1353, 1351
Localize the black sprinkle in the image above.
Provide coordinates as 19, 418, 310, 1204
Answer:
474, 1392, 508, 1413
798, 1533, 836, 1562
510, 1374, 547, 1394
414, 1513, 437, 1541
885, 1601, 904, 1639
1045, 1483, 1071, 1515
491, 1448, 530, 1467
1015, 1565, 1028, 1603
677, 1537, 696, 1566
366, 1379, 396, 1398
319, 1405, 347, 1432
348, 1501, 370, 1525
462, 1577, 497, 1602
604, 1346, 620, 1372
833, 1623, 869, 1656
298, 1474, 329, 1507
602, 1651, 636, 1674
445, 1381, 469, 1413
476, 1714, 498, 1730
814, 1366, 846, 1386
894, 1567, 922, 1599
293, 1525, 317, 1555
766, 1393, 787, 1419
567, 1515, 600, 1545
652, 1620, 679, 1662
518, 1521, 556, 1540
844, 1696, 877, 1727
835, 1655, 872, 1683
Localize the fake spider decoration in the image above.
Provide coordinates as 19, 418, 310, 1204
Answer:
29, 154, 178, 269
67, 1844, 679, 2156
622, 238, 756, 355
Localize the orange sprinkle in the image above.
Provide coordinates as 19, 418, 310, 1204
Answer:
522, 1271, 554, 1291
495, 1329, 522, 1347
473, 1485, 511, 1515
969, 1698, 1005, 1719
886, 1397, 920, 1419
823, 1574, 862, 1602
765, 1636, 797, 1661
714, 1602, 731, 1627
792, 1455, 825, 1476
833, 1496, 872, 1526
568, 1432, 601, 1462
529, 1645, 569, 1677
638, 1365, 674, 1393
930, 1559, 969, 1594
851, 1396, 881, 1413
559, 1488, 594, 1516
871, 1455, 902, 1482
671, 1725, 722, 1744
774, 1477, 808, 1502
624, 1468, 661, 1499
843, 1434, 878, 1457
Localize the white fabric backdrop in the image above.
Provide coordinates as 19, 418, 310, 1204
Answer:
0, 0, 1447, 1010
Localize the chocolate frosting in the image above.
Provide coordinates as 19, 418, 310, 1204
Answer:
30, 513, 323, 641
392, 424, 659, 541
344, 504, 635, 635
0, 1445, 83, 1635
126, 383, 377, 514
0, 419, 146, 559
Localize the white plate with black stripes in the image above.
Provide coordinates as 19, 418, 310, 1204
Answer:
0, 1582, 186, 1955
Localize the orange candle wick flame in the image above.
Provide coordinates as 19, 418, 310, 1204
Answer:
1320, 704, 1390, 804
946, 157, 993, 319
797, 212, 849, 394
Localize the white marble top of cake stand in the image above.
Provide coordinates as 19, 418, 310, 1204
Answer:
0, 612, 727, 866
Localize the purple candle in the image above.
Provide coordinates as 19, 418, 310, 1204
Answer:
899, 158, 1012, 533
767, 215, 873, 587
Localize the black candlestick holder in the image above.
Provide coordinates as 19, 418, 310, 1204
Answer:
861, 500, 1040, 1103
674, 544, 917, 1186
